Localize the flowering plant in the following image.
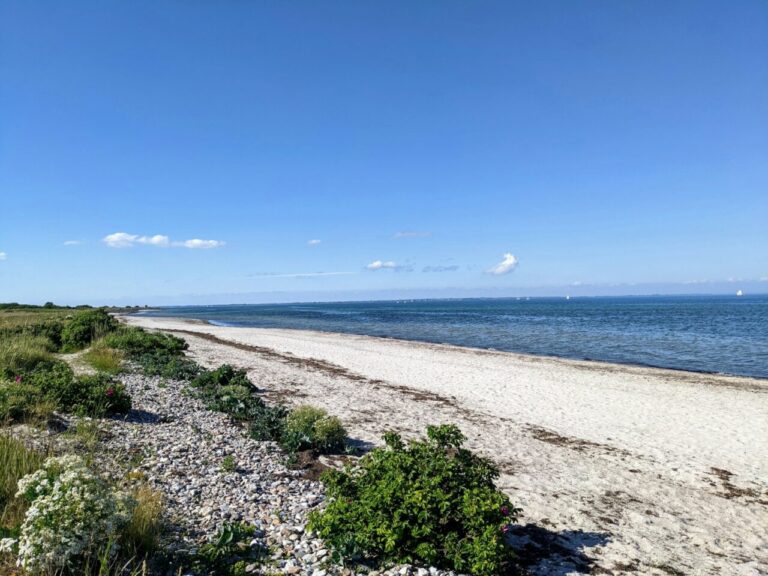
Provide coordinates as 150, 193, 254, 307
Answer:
6, 455, 130, 572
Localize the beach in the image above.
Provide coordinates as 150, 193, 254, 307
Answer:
124, 315, 768, 575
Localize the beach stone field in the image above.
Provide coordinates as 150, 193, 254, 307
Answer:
99, 371, 465, 576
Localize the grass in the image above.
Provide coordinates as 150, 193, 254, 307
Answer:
122, 485, 165, 559
0, 334, 55, 377
82, 342, 124, 374
0, 434, 46, 535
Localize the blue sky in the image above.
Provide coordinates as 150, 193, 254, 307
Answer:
1, 1, 766, 305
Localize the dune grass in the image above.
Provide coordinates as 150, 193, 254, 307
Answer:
0, 334, 56, 377
0, 434, 46, 535
82, 342, 124, 374
122, 485, 165, 559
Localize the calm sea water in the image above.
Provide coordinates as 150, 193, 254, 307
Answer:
142, 295, 768, 379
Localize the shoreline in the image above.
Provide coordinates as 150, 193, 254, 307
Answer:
122, 313, 768, 574
125, 313, 768, 387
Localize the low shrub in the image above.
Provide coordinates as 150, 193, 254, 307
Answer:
24, 363, 131, 417
104, 327, 188, 358
135, 351, 200, 380
193, 522, 266, 576
282, 405, 346, 454
308, 425, 519, 576
0, 380, 49, 424
191, 365, 287, 443
60, 309, 118, 352
4, 455, 130, 573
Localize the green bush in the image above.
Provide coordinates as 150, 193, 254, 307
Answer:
191, 365, 288, 443
104, 327, 188, 358
308, 425, 519, 576
0, 380, 48, 423
135, 350, 200, 380
193, 522, 265, 575
24, 362, 131, 417
60, 309, 118, 352
282, 405, 346, 454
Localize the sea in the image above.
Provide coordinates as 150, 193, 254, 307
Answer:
141, 295, 768, 379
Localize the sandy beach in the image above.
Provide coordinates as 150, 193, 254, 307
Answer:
124, 315, 768, 576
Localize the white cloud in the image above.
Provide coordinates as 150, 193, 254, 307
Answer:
0, 252, 6, 261
103, 232, 224, 249
103, 232, 139, 248
394, 231, 431, 238
63, 240, 83, 246
177, 239, 225, 249
366, 260, 399, 270
487, 253, 519, 275
307, 239, 322, 246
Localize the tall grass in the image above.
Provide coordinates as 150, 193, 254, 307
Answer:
0, 434, 46, 534
82, 342, 124, 374
122, 485, 164, 558
0, 334, 55, 376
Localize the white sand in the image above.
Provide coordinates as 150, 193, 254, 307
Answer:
124, 315, 768, 575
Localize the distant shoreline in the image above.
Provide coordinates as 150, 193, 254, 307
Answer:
120, 312, 768, 388
126, 299, 768, 381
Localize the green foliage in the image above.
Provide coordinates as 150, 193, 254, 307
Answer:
121, 484, 164, 559
103, 327, 188, 358
0, 334, 55, 378
0, 380, 49, 424
220, 455, 236, 473
193, 522, 265, 575
308, 425, 519, 576
282, 405, 347, 454
135, 351, 200, 380
191, 365, 288, 443
60, 309, 118, 352
8, 455, 130, 573
83, 342, 124, 374
0, 435, 45, 535
104, 327, 197, 380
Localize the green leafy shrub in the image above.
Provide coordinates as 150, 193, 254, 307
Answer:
282, 405, 346, 454
135, 351, 200, 380
308, 425, 519, 576
104, 327, 188, 358
60, 309, 118, 352
25, 363, 131, 417
191, 365, 288, 443
0, 380, 48, 423
5, 455, 130, 573
193, 522, 265, 575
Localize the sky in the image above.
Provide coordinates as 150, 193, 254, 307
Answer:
1, 1, 766, 305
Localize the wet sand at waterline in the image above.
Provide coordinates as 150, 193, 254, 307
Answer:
124, 315, 768, 575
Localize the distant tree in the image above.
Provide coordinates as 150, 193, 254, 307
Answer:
43, 301, 55, 308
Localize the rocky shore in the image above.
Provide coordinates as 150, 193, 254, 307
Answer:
100, 371, 463, 576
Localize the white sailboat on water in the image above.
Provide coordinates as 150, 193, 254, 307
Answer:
736, 289, 744, 297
